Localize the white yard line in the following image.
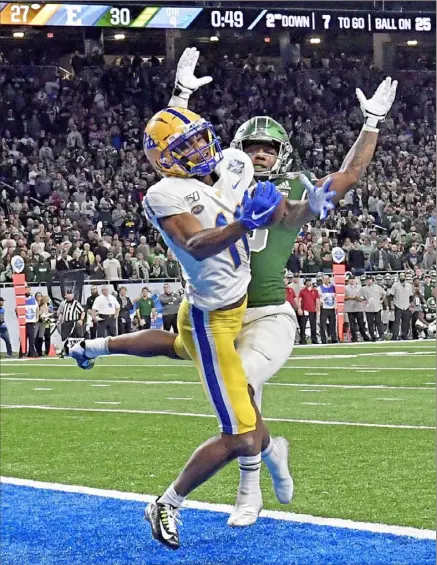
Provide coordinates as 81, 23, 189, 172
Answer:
375, 398, 403, 402
166, 397, 193, 401
33, 388, 53, 391
305, 373, 329, 376
298, 390, 324, 393
292, 340, 434, 348
1, 476, 434, 540
301, 402, 331, 406
1, 377, 434, 391
290, 353, 435, 361
1, 404, 434, 430
94, 402, 120, 405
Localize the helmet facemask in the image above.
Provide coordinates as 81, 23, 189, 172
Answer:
162, 120, 222, 177
231, 116, 293, 179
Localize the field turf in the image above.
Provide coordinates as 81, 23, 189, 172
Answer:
1, 341, 435, 564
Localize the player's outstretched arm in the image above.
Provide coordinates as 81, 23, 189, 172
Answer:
280, 77, 398, 230
159, 181, 283, 261
315, 76, 398, 202
168, 47, 212, 108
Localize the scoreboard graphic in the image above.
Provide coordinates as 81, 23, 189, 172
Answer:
0, 3, 434, 32
0, 3, 203, 28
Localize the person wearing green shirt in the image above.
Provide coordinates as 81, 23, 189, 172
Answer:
70, 48, 397, 534
423, 275, 435, 301
34, 255, 50, 284
135, 287, 156, 330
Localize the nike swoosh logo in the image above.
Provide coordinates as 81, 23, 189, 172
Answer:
232, 179, 241, 190
160, 523, 173, 541
251, 204, 276, 221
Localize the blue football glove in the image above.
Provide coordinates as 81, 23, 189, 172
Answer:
300, 175, 336, 220
240, 181, 283, 231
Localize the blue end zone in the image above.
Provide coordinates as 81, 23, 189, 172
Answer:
1, 484, 435, 565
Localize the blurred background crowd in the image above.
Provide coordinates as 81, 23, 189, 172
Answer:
0, 49, 435, 286
0, 13, 435, 347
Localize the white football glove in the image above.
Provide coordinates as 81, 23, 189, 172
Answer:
173, 47, 212, 100
356, 77, 398, 130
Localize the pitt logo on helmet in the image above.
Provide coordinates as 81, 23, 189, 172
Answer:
143, 107, 223, 178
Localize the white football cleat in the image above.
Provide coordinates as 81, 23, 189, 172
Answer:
67, 341, 95, 370
270, 437, 294, 504
227, 494, 263, 527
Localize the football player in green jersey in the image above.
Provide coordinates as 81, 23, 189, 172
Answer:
70, 48, 397, 532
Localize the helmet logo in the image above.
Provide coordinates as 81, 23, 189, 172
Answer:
144, 133, 158, 150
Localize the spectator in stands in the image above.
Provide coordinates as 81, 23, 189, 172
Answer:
103, 251, 121, 282
149, 256, 165, 279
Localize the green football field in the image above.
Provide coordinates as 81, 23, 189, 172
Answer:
1, 341, 435, 530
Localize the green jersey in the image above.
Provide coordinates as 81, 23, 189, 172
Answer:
247, 173, 309, 308
136, 297, 154, 317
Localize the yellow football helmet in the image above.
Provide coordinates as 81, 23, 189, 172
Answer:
143, 107, 223, 178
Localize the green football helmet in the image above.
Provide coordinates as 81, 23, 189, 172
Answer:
231, 116, 293, 177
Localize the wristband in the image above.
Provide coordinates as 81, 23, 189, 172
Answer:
173, 84, 191, 100
363, 123, 380, 133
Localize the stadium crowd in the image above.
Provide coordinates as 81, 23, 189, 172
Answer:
0, 48, 435, 347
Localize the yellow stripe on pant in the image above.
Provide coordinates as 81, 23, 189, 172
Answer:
174, 298, 256, 435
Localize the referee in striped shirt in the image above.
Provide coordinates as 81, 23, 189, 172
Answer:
58, 289, 85, 341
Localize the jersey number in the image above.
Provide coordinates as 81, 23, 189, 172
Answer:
216, 205, 250, 269
247, 229, 270, 253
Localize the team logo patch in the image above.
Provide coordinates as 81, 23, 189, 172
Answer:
227, 159, 245, 174
191, 205, 204, 215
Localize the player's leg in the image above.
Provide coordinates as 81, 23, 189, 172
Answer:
68, 328, 183, 367
227, 308, 296, 526
146, 299, 262, 547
